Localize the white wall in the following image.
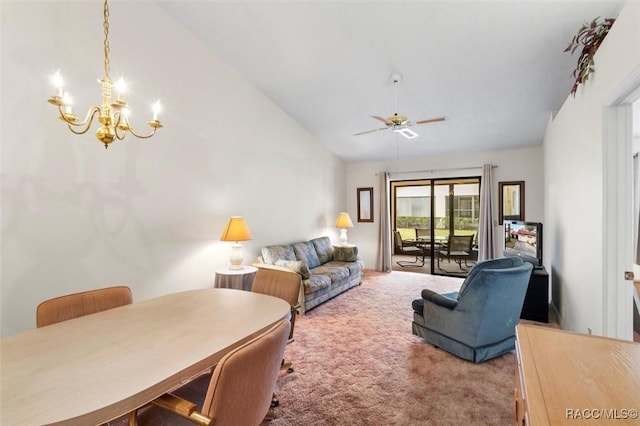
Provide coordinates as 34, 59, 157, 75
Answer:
346, 146, 545, 268
0, 1, 346, 337
543, 0, 640, 335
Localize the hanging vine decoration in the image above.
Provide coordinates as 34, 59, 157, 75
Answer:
564, 17, 615, 96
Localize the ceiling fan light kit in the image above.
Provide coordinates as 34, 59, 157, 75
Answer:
353, 72, 447, 140
394, 128, 418, 139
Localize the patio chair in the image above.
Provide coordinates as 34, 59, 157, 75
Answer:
436, 234, 475, 270
394, 231, 428, 267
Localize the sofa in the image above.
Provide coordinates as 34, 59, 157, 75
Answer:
254, 236, 363, 314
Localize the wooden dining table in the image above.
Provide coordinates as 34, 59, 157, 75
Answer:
0, 288, 291, 426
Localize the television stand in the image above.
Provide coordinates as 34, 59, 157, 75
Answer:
520, 266, 549, 322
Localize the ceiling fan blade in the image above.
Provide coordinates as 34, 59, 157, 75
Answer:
353, 127, 388, 136
371, 115, 392, 125
415, 116, 447, 125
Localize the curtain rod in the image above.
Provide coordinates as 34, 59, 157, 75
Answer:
382, 165, 497, 176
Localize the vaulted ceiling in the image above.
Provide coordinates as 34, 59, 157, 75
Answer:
158, 1, 627, 162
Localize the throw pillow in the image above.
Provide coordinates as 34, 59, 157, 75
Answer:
333, 245, 358, 262
275, 259, 311, 279
261, 245, 295, 265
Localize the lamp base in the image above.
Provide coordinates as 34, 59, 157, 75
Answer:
229, 243, 244, 270
339, 228, 348, 246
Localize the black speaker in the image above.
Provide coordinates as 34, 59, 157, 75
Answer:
520, 267, 549, 322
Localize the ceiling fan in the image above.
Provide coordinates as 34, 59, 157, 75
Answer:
353, 73, 447, 140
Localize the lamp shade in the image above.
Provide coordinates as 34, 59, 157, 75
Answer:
220, 216, 252, 242
335, 212, 354, 229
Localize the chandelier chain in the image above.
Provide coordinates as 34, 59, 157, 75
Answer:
103, 0, 110, 80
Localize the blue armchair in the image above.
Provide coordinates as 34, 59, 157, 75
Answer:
412, 257, 533, 363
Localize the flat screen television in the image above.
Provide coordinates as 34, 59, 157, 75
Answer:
503, 220, 543, 268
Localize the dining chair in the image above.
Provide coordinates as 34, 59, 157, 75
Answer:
251, 267, 301, 372
36, 285, 136, 425
131, 319, 291, 426
251, 267, 301, 413
36, 285, 133, 327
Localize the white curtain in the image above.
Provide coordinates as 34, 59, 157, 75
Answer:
376, 171, 392, 271
634, 154, 640, 264
477, 164, 495, 261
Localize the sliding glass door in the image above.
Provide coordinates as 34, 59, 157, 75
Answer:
392, 177, 480, 277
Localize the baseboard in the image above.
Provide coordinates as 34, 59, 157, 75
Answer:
550, 301, 562, 329
633, 298, 640, 335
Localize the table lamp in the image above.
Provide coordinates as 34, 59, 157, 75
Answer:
220, 216, 253, 269
335, 212, 354, 246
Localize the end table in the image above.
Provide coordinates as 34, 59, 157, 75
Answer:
214, 266, 258, 291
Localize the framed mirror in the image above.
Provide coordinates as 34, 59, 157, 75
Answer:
357, 187, 374, 222
498, 181, 525, 224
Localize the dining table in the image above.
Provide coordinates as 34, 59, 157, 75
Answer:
0, 288, 291, 425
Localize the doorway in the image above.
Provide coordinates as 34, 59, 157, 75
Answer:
603, 71, 640, 340
391, 177, 480, 277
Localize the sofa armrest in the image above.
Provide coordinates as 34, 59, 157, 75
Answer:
252, 262, 301, 275
421, 288, 458, 310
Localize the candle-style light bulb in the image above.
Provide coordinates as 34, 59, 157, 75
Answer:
152, 100, 161, 121
52, 70, 64, 98
61, 92, 73, 115
115, 77, 126, 103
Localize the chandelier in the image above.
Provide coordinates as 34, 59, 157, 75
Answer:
47, 0, 163, 149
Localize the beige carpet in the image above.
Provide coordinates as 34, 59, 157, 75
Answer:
269, 270, 516, 425
119, 269, 555, 425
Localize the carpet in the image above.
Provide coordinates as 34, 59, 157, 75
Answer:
117, 270, 530, 425
269, 270, 515, 426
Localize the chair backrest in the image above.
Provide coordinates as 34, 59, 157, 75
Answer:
458, 256, 524, 299
457, 261, 533, 344
252, 268, 300, 308
36, 286, 133, 327
416, 228, 430, 239
393, 231, 403, 249
447, 235, 474, 253
201, 319, 291, 425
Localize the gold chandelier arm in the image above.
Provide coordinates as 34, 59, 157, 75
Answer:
127, 124, 159, 139
114, 124, 127, 140
59, 106, 101, 134
113, 112, 126, 140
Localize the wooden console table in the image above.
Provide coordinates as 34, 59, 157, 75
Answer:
0, 289, 290, 425
515, 324, 640, 425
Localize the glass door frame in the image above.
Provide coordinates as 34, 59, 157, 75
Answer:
391, 176, 481, 277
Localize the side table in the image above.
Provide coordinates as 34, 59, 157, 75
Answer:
214, 266, 258, 291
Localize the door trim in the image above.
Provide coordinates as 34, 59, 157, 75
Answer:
602, 65, 640, 339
